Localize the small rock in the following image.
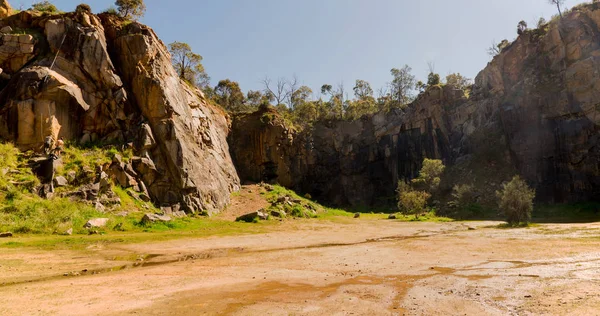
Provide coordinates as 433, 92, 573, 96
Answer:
277, 196, 289, 203
84, 218, 109, 229
67, 170, 77, 183
141, 213, 172, 224
0, 232, 13, 238
0, 26, 12, 33
467, 226, 476, 231
63, 228, 73, 236
270, 210, 286, 218
53, 176, 68, 187
236, 210, 269, 223
139, 193, 151, 202
388, 214, 397, 219
94, 202, 106, 212
354, 213, 361, 218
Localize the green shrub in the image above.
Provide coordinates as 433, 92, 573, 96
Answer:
30, 1, 61, 14
397, 180, 431, 219
411, 158, 445, 193
103, 6, 118, 15
448, 184, 480, 218
496, 176, 535, 225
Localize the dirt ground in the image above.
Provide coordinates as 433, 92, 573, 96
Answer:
2, 216, 600, 316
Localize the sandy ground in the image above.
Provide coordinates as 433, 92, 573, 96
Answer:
2, 218, 600, 315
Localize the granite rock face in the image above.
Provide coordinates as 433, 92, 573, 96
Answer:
230, 4, 600, 207
0, 7, 240, 214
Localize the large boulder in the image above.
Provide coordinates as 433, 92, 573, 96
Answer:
104, 19, 240, 214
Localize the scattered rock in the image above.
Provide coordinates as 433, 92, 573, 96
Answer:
0, 232, 13, 238
94, 202, 105, 212
354, 213, 361, 218
54, 176, 68, 187
270, 210, 286, 218
388, 214, 397, 219
84, 218, 109, 229
0, 26, 12, 34
236, 210, 269, 223
141, 213, 172, 224
139, 193, 151, 202
66, 171, 77, 183
63, 228, 73, 236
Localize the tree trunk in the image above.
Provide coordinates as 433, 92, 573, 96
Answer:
557, 3, 563, 18
180, 55, 186, 79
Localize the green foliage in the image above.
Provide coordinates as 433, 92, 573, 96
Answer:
115, 0, 145, 20
447, 184, 483, 218
412, 158, 445, 193
397, 180, 431, 219
168, 41, 210, 88
427, 72, 441, 86
57, 145, 132, 178
0, 143, 39, 195
0, 197, 103, 234
30, 1, 61, 14
213, 79, 248, 113
103, 6, 118, 15
445, 73, 472, 91
496, 176, 535, 225
396, 159, 446, 218
389, 65, 416, 108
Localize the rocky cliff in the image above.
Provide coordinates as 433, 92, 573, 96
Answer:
230, 4, 600, 208
0, 7, 240, 214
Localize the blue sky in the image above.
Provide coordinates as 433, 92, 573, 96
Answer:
21, 0, 582, 95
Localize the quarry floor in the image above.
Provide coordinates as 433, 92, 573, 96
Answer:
2, 218, 600, 315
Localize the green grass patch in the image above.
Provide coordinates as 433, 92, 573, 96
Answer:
390, 211, 454, 222
0, 218, 275, 250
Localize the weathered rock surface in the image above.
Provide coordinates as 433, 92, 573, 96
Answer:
0, 8, 240, 214
141, 213, 171, 224
102, 17, 240, 214
236, 210, 269, 223
230, 4, 600, 207
84, 218, 109, 229
0, 0, 12, 19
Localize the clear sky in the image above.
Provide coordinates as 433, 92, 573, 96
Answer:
18, 0, 582, 95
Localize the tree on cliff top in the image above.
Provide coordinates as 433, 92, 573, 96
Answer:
389, 65, 415, 108
115, 0, 145, 20
168, 41, 210, 88
30, 1, 59, 13
214, 79, 246, 112
548, 0, 565, 18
